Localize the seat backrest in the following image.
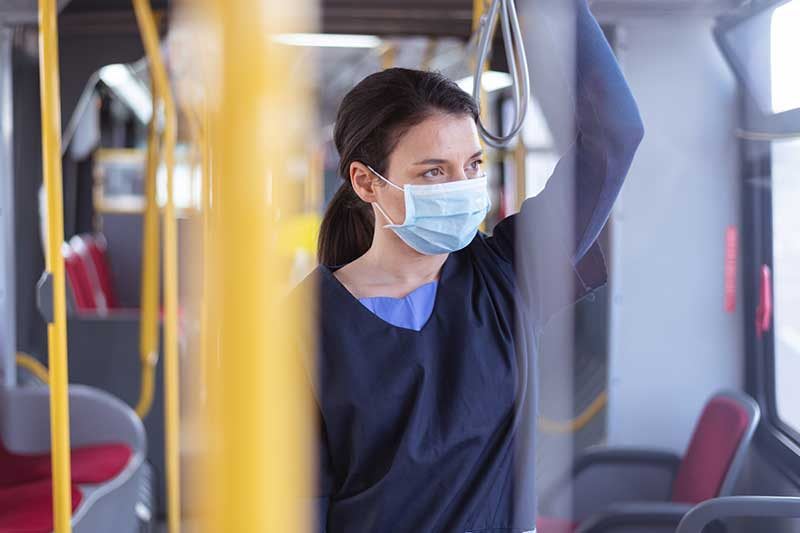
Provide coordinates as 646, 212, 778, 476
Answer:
671, 391, 760, 504
62, 243, 97, 312
69, 235, 108, 313
82, 233, 118, 309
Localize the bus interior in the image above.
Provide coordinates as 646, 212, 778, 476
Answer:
0, 0, 799, 531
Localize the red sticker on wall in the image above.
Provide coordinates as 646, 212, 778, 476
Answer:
724, 226, 738, 313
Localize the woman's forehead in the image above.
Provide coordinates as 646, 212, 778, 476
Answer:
392, 113, 482, 164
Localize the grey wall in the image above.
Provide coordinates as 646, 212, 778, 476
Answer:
606, 15, 744, 452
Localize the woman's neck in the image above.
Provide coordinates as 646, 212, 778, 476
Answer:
334, 226, 447, 298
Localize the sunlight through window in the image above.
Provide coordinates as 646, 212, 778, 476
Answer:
771, 0, 800, 113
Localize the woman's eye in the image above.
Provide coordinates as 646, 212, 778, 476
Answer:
467, 160, 483, 173
423, 168, 444, 178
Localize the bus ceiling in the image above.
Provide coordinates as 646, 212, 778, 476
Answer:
1, 0, 751, 39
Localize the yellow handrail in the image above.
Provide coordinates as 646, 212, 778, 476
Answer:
194, 0, 314, 530
421, 39, 438, 71
381, 44, 396, 70
538, 390, 608, 434
199, 104, 211, 406
16, 352, 50, 384
513, 133, 526, 211
37, 0, 73, 530
130, 2, 181, 532
473, 0, 488, 31
135, 86, 161, 419
193, 102, 211, 408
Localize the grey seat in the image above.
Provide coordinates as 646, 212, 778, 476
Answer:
537, 390, 760, 533
0, 384, 151, 533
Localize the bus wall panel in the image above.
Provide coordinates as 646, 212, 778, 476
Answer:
607, 15, 744, 453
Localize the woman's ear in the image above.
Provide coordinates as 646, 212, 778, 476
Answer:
350, 161, 379, 203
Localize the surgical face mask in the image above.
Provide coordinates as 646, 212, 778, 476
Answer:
367, 165, 491, 255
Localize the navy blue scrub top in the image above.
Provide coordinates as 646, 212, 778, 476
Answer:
297, 1, 644, 531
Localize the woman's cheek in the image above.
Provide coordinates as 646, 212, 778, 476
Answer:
390, 194, 407, 223
377, 190, 406, 224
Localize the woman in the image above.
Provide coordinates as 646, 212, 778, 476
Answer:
301, 0, 644, 531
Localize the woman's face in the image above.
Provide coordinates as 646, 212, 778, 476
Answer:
351, 112, 484, 226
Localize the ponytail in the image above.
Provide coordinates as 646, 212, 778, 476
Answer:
317, 182, 374, 267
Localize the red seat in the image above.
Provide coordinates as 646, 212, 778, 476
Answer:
670, 395, 751, 504
537, 392, 758, 533
63, 243, 98, 312
80, 234, 118, 309
537, 516, 578, 533
0, 440, 132, 487
70, 234, 114, 313
0, 480, 82, 533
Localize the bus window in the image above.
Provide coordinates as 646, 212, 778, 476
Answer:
771, 138, 800, 436
770, 0, 800, 114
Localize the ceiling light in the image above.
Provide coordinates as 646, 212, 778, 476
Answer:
98, 64, 152, 124
456, 71, 514, 94
272, 33, 382, 48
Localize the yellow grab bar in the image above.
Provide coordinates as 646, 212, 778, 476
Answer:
513, 133, 526, 212
473, 0, 487, 31
16, 352, 50, 384
538, 390, 608, 434
135, 87, 161, 419
37, 0, 73, 530
130, 1, 181, 531
199, 103, 211, 407
196, 0, 314, 530
381, 44, 396, 70
191, 102, 212, 407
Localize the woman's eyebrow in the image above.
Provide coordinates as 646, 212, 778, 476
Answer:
412, 151, 484, 165
412, 158, 448, 165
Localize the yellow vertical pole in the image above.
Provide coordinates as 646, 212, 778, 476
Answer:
381, 44, 396, 70
135, 88, 161, 419
473, 0, 486, 31
305, 146, 323, 212
198, 0, 314, 530
421, 39, 438, 71
473, 0, 490, 231
513, 135, 526, 212
37, 0, 73, 530
130, 2, 181, 532
197, 89, 219, 531
472, 0, 490, 115
197, 102, 212, 407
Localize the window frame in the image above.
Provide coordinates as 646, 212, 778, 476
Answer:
717, 0, 800, 481
741, 136, 800, 482
714, 0, 800, 134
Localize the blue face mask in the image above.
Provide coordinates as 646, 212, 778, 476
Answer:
367, 165, 491, 255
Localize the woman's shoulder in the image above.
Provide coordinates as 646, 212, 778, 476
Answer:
466, 229, 514, 266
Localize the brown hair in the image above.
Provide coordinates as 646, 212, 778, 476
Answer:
317, 67, 479, 266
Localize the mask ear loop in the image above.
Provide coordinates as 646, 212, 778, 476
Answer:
366, 165, 404, 191
366, 165, 404, 226
373, 202, 397, 226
